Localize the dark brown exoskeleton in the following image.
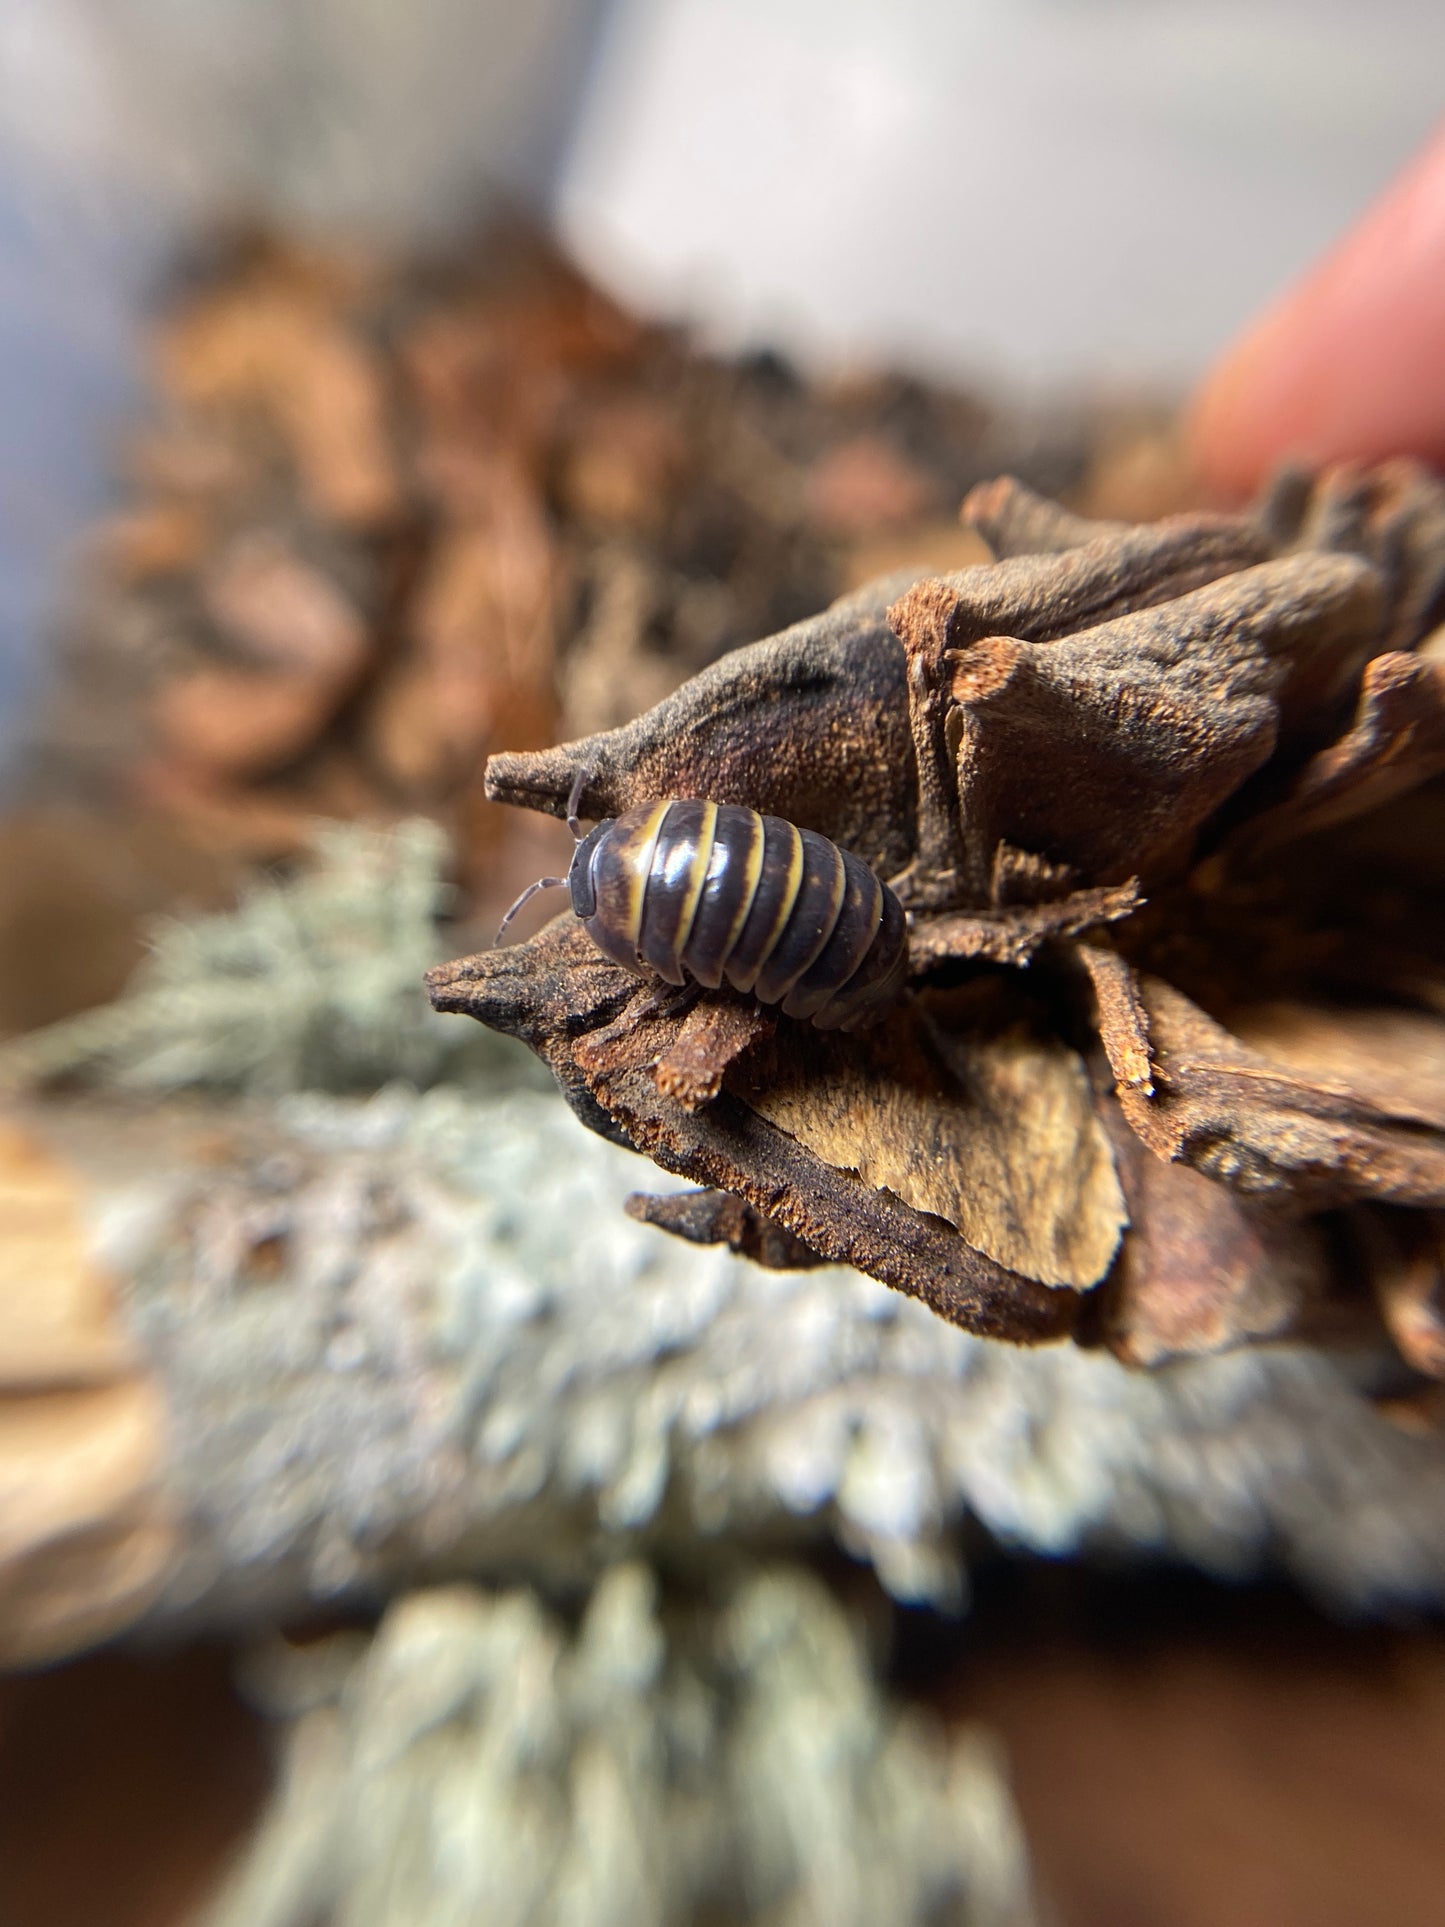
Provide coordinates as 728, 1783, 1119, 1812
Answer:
498, 778, 908, 1030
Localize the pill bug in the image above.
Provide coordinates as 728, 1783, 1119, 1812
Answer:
498, 783, 908, 1030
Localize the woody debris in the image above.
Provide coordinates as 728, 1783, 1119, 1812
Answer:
433, 462, 1445, 1369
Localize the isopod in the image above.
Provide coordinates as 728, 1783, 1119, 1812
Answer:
498, 781, 908, 1030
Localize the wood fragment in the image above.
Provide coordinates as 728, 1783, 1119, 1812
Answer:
1228, 1001, 1445, 1134
959, 476, 1128, 557
371, 492, 562, 797
625, 1189, 828, 1269
1093, 1095, 1341, 1367
485, 574, 925, 881
427, 922, 1081, 1342
160, 281, 400, 528
885, 517, 1271, 901
1075, 942, 1154, 1096
200, 536, 369, 681
559, 394, 689, 532
804, 435, 936, 536
652, 998, 775, 1111
1258, 456, 1445, 655
447, 465, 1445, 1364
89, 503, 211, 584
729, 991, 1125, 1290
908, 882, 1142, 971
1118, 977, 1445, 1210
149, 669, 354, 781
1241, 652, 1445, 852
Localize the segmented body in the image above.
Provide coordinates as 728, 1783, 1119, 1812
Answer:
568, 800, 908, 1029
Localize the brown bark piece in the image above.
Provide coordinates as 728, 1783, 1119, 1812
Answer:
150, 540, 370, 781
886, 517, 1271, 900
0, 1384, 175, 1668
1259, 456, 1445, 655
949, 604, 1257, 894
371, 493, 562, 797
1369, 460, 1445, 652
161, 285, 399, 529
1244, 652, 1445, 852
89, 503, 211, 585
150, 671, 347, 781
560, 546, 680, 740
899, 515, 1272, 656
804, 435, 937, 536
559, 395, 689, 532
960, 476, 1129, 557
0, 1124, 138, 1391
485, 573, 924, 881
624, 1188, 828, 1269
1095, 1099, 1336, 1367
426, 922, 1080, 1342
1229, 1001, 1445, 1135
149, 671, 343, 781
908, 881, 1141, 971
1076, 941, 1154, 1096
127, 763, 332, 860
1118, 977, 1445, 1210
652, 998, 775, 1111
945, 553, 1380, 895
267, 325, 400, 529
0, 813, 237, 1039
729, 989, 1126, 1291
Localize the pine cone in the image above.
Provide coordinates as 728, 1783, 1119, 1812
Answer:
429, 463, 1445, 1368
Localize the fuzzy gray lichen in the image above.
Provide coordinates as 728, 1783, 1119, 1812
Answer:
47, 1080, 1441, 1629
0, 820, 526, 1095
7, 821, 1444, 1622
9, 816, 1445, 1926
195, 1566, 1039, 1927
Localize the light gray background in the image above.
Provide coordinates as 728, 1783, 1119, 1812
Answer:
560, 0, 1444, 391
0, 0, 1439, 760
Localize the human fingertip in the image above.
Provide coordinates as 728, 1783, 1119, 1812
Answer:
1189, 120, 1445, 500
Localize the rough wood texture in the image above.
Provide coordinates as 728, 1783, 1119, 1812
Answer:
443, 464, 1445, 1364
623, 1188, 828, 1269
730, 992, 1124, 1290
484, 572, 925, 882
430, 925, 1078, 1342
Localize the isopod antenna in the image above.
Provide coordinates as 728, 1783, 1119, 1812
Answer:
493, 764, 593, 945
493, 874, 567, 945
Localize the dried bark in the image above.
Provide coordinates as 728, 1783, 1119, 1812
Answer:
437, 462, 1445, 1366
428, 924, 1077, 1342
1092, 1093, 1339, 1368
484, 571, 923, 882
624, 1188, 829, 1269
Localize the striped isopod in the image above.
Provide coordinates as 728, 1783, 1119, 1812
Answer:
499, 793, 909, 1030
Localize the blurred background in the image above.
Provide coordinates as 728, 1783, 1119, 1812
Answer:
0, 3, 1443, 1923
3, 0, 1443, 763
